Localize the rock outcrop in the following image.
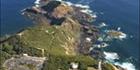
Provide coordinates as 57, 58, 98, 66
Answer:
22, 0, 99, 55
0, 0, 124, 70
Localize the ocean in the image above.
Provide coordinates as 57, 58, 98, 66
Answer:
0, 0, 34, 35
1, 0, 139, 70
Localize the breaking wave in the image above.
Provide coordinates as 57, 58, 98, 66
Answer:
33, 0, 137, 70
34, 0, 40, 4
103, 51, 119, 62
34, 0, 96, 18
93, 42, 109, 48
59, 0, 97, 18
68, 0, 137, 70
103, 51, 136, 70
98, 22, 108, 28
65, 2, 96, 17
114, 62, 136, 70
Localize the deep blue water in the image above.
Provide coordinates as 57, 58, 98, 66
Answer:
66, 0, 139, 69
1, 0, 139, 69
0, 0, 34, 35
89, 0, 139, 68
90, 0, 139, 69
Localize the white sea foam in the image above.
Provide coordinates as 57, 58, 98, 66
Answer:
65, 2, 73, 6
103, 52, 119, 62
58, 1, 136, 70
56, 0, 63, 1
101, 43, 109, 48
89, 47, 94, 51
92, 44, 100, 48
91, 14, 97, 18
34, 0, 40, 5
86, 37, 92, 42
103, 52, 136, 70
55, 0, 96, 19
74, 4, 90, 9
80, 9, 93, 13
104, 51, 136, 70
34, 0, 41, 7
118, 32, 127, 40
65, 2, 90, 9
80, 9, 95, 17
117, 27, 121, 31
114, 62, 136, 70
93, 42, 109, 48
98, 22, 107, 28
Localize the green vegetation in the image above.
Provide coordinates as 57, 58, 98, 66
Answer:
24, 64, 36, 70
0, 23, 96, 70
19, 20, 80, 56
20, 25, 66, 55
0, 23, 115, 70
0, 43, 12, 70
42, 54, 97, 70
102, 63, 115, 70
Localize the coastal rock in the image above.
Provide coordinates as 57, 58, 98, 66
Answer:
21, 0, 99, 55
3, 55, 46, 70
105, 30, 127, 40
0, 0, 123, 70
51, 4, 73, 18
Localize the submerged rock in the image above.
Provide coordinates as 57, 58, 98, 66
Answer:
105, 30, 127, 40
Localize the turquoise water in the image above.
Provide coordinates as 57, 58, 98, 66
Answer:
1, 0, 139, 69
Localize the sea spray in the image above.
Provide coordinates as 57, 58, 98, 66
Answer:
103, 52, 119, 62
114, 62, 136, 70
93, 42, 109, 48
33, 1, 137, 70
56, 0, 96, 19
34, 0, 40, 4
103, 52, 136, 70
34, 0, 40, 7
117, 27, 121, 31
98, 22, 108, 28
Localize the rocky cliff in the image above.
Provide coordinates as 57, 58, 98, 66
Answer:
0, 0, 124, 70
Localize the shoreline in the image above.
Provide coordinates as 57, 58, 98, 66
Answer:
0, 0, 138, 70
